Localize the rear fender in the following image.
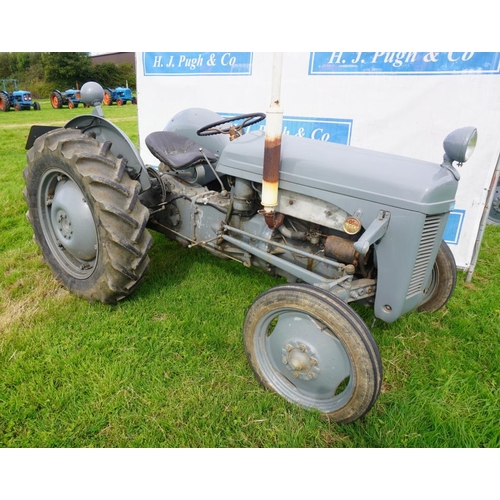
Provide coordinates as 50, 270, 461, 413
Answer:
65, 114, 151, 191
25, 115, 151, 192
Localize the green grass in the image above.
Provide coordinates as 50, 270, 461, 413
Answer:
1, 101, 499, 448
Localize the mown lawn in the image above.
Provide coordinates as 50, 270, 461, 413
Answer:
1, 100, 499, 449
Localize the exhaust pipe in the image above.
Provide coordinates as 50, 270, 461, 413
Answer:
261, 53, 284, 229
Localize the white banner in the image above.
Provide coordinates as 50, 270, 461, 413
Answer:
135, 52, 500, 271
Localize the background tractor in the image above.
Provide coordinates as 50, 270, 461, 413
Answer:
0, 79, 40, 111
50, 89, 85, 109
103, 85, 137, 106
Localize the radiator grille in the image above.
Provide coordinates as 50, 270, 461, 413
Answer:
406, 215, 442, 298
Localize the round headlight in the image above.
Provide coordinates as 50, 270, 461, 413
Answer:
443, 127, 478, 163
81, 81, 104, 107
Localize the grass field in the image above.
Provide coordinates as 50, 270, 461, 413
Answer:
1, 100, 499, 449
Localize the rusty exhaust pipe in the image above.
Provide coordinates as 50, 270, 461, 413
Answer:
261, 53, 284, 229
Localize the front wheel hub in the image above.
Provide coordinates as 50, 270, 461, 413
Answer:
282, 340, 320, 380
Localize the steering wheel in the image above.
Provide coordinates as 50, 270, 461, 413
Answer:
196, 112, 266, 138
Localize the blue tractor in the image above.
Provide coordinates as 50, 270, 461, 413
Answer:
0, 79, 40, 111
50, 88, 85, 109
102, 85, 137, 106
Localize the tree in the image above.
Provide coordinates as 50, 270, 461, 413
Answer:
0, 53, 13, 79
41, 52, 92, 88
90, 62, 136, 89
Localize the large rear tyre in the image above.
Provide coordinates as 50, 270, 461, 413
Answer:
417, 241, 456, 313
23, 128, 153, 304
243, 283, 383, 423
50, 92, 63, 109
103, 89, 113, 106
0, 93, 10, 111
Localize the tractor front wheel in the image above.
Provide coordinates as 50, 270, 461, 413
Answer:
417, 241, 456, 313
243, 283, 383, 423
23, 128, 153, 304
488, 178, 500, 225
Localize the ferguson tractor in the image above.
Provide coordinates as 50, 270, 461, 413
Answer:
23, 81, 477, 423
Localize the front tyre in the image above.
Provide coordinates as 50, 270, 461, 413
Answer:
243, 284, 382, 423
417, 241, 456, 313
23, 128, 152, 304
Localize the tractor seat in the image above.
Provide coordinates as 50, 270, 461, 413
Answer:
145, 131, 217, 171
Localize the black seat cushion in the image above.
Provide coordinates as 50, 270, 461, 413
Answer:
145, 131, 217, 170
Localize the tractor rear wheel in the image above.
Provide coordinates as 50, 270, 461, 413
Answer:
103, 89, 113, 105
0, 93, 10, 111
23, 128, 153, 304
51, 92, 63, 109
243, 283, 383, 423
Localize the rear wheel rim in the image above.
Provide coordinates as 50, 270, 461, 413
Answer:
38, 168, 98, 279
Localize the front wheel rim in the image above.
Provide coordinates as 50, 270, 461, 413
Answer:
38, 168, 98, 279
255, 308, 355, 413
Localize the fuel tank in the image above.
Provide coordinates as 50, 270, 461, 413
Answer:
164, 107, 230, 159
217, 130, 458, 215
